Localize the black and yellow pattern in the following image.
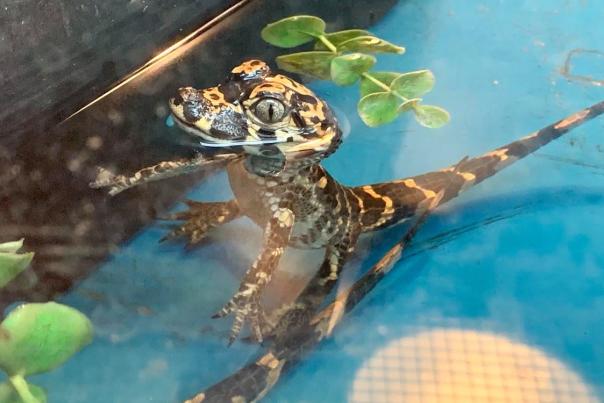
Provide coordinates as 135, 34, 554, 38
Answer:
165, 60, 604, 399
351, 105, 604, 230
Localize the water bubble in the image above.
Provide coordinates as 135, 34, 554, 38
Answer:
165, 115, 175, 127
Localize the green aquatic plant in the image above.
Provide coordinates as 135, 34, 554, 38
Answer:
261, 15, 450, 128
0, 240, 33, 289
0, 240, 93, 403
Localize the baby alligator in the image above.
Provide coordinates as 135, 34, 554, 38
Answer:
166, 59, 604, 346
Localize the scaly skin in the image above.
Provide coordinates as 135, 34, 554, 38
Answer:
189, 195, 442, 403
166, 60, 604, 347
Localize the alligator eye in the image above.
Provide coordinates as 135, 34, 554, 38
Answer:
254, 98, 286, 124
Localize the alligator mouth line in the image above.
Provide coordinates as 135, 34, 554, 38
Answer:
170, 112, 292, 148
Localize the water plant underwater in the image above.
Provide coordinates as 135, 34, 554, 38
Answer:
0, 240, 93, 403
261, 15, 450, 128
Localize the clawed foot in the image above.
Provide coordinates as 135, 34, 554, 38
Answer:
160, 200, 240, 246
268, 303, 317, 341
237, 302, 316, 344
212, 285, 269, 345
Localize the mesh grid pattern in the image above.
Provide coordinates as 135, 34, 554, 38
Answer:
350, 328, 599, 403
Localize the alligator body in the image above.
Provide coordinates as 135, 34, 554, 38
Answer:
166, 60, 603, 349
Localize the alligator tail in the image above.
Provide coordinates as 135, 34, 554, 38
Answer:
353, 100, 604, 231
185, 353, 281, 403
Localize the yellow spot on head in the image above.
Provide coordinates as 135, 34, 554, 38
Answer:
202, 87, 227, 109
231, 60, 269, 76
318, 176, 328, 188
249, 81, 287, 99
273, 74, 315, 96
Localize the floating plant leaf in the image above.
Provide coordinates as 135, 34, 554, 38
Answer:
0, 240, 25, 254
276, 51, 335, 79
330, 53, 376, 86
358, 92, 399, 127
413, 104, 450, 128
359, 72, 402, 96
261, 15, 326, 48
262, 14, 450, 128
0, 302, 93, 376
314, 29, 371, 50
0, 381, 46, 403
397, 98, 421, 113
0, 240, 33, 289
390, 70, 435, 99
338, 36, 404, 54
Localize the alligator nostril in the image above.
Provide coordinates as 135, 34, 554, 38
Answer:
177, 87, 200, 102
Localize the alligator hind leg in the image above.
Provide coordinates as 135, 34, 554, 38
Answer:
161, 199, 241, 245
266, 234, 358, 342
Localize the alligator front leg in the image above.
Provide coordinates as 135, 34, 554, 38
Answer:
213, 207, 295, 345
161, 200, 241, 245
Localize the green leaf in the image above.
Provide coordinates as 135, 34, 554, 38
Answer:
397, 98, 421, 113
0, 240, 24, 254
0, 302, 93, 376
338, 35, 404, 54
0, 381, 46, 403
413, 104, 450, 128
276, 51, 335, 80
314, 29, 370, 50
330, 53, 376, 86
357, 92, 400, 127
360, 72, 402, 96
390, 70, 435, 99
261, 15, 326, 48
0, 240, 33, 289
0, 253, 33, 289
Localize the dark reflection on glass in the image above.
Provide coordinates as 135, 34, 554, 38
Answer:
0, 0, 397, 306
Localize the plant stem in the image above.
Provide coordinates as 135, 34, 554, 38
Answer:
317, 34, 411, 105
361, 72, 409, 102
9, 375, 39, 403
317, 34, 338, 53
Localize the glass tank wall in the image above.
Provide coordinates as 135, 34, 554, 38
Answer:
1, 0, 603, 402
